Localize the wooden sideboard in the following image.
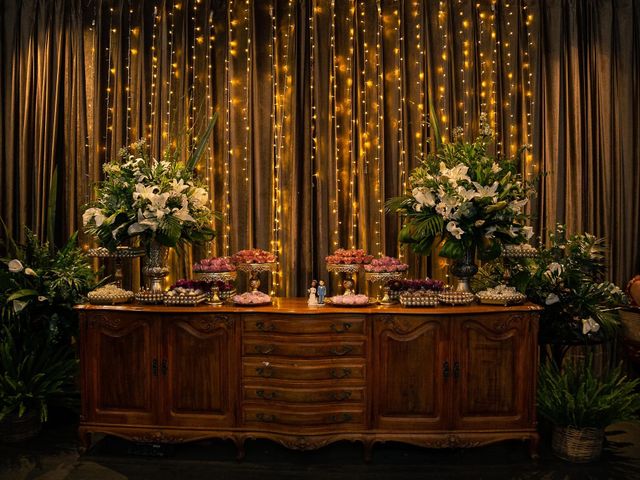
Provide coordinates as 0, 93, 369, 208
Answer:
76, 299, 541, 460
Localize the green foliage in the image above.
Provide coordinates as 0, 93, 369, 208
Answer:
537, 357, 640, 429
83, 116, 219, 251
385, 113, 536, 260
0, 327, 78, 422
473, 225, 626, 343
0, 226, 94, 422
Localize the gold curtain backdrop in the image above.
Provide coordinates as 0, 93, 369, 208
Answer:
0, 0, 638, 294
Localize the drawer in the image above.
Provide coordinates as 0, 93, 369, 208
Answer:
243, 315, 365, 335
243, 407, 364, 428
243, 385, 365, 404
243, 359, 365, 381
243, 337, 366, 358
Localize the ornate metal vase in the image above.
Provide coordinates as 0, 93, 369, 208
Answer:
450, 247, 478, 293
144, 240, 169, 292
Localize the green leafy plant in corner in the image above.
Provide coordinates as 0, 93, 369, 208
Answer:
0, 327, 78, 422
537, 357, 640, 429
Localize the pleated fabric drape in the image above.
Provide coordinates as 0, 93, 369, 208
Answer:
531, 0, 640, 286
0, 0, 637, 293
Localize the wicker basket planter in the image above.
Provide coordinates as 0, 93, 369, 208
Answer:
0, 410, 42, 443
551, 425, 604, 463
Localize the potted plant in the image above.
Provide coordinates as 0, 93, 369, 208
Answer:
474, 225, 627, 363
0, 227, 97, 441
537, 357, 640, 462
385, 114, 536, 291
83, 116, 219, 291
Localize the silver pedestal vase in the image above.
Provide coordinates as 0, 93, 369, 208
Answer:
144, 241, 170, 292
450, 247, 478, 293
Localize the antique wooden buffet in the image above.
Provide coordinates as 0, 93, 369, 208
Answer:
76, 299, 541, 460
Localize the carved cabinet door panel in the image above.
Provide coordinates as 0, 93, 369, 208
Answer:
84, 312, 159, 425
162, 315, 236, 428
373, 315, 450, 430
452, 313, 535, 430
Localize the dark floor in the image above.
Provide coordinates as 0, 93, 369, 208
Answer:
2, 417, 640, 480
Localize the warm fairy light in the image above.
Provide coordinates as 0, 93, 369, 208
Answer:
224, 1, 234, 256
330, 0, 340, 249
125, 5, 132, 143
104, 4, 113, 161
396, 0, 407, 260
242, 0, 251, 189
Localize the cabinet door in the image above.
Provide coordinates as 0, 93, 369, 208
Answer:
373, 315, 450, 430
452, 313, 536, 430
83, 312, 159, 425
162, 315, 236, 428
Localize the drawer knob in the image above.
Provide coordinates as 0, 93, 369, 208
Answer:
329, 345, 353, 356
256, 389, 277, 400
330, 368, 351, 379
256, 366, 274, 378
453, 361, 460, 380
254, 344, 276, 355
256, 413, 277, 423
330, 391, 352, 401
330, 322, 352, 333
256, 321, 276, 332
328, 413, 353, 423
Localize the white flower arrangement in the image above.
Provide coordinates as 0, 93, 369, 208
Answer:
83, 137, 217, 250
386, 113, 536, 261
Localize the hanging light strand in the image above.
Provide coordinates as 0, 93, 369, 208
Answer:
330, 0, 340, 249
104, 6, 114, 158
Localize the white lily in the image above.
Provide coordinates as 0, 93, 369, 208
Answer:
171, 195, 196, 223
510, 198, 529, 213
439, 163, 470, 186
133, 184, 160, 203
521, 226, 534, 240
446, 221, 464, 240
472, 181, 499, 200
8, 259, 24, 273
545, 293, 560, 305
82, 207, 106, 227
491, 162, 502, 173
456, 185, 479, 202
412, 187, 436, 208
581, 317, 600, 335
25, 268, 37, 276
170, 178, 189, 194
191, 187, 209, 209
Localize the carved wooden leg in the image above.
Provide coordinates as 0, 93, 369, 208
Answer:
363, 440, 373, 463
235, 436, 246, 461
78, 429, 92, 454
528, 434, 540, 460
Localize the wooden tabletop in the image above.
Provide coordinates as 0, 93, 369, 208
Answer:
75, 297, 542, 315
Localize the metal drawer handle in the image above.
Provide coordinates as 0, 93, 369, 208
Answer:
256, 321, 276, 332
443, 361, 450, 379
254, 344, 275, 355
329, 345, 353, 356
330, 391, 352, 401
152, 358, 158, 377
330, 368, 351, 379
256, 367, 274, 378
329, 413, 353, 423
161, 359, 168, 376
256, 413, 277, 422
256, 389, 277, 400
330, 322, 352, 333
453, 361, 460, 380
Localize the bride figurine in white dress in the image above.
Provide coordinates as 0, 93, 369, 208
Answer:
308, 280, 318, 306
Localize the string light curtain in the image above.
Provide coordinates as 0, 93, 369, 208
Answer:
2, 0, 536, 295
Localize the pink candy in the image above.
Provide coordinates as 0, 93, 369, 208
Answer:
364, 256, 409, 273
193, 257, 236, 272
325, 248, 373, 265
232, 291, 272, 304
330, 294, 370, 305
231, 249, 277, 264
